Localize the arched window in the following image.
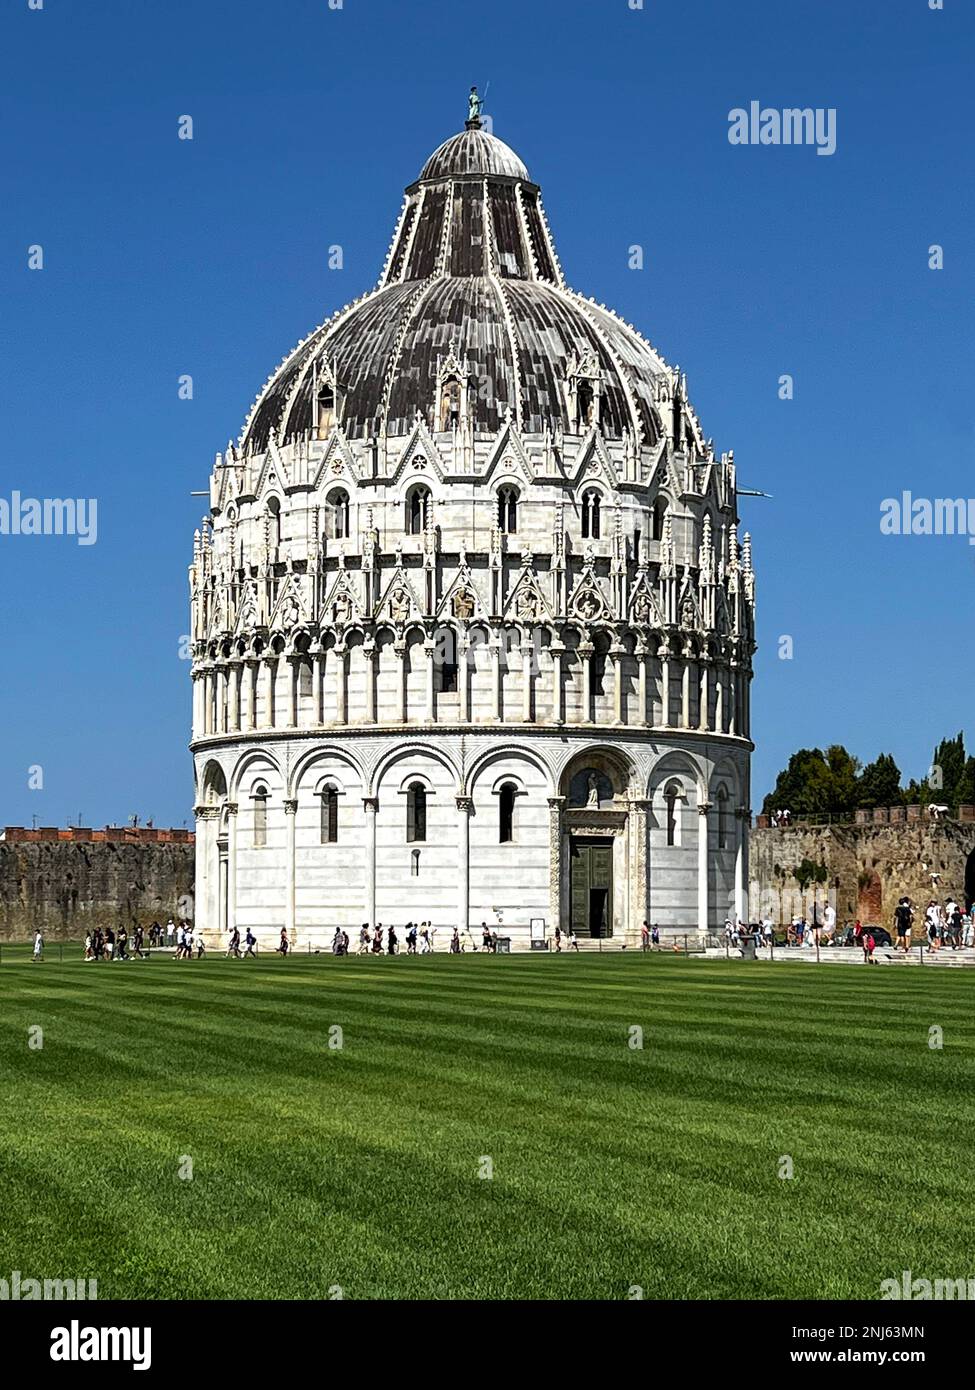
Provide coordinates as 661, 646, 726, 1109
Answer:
317, 382, 336, 437
321, 786, 339, 844
407, 486, 430, 536
651, 497, 668, 541
717, 786, 729, 850
407, 782, 427, 843
266, 497, 281, 548
582, 489, 601, 540
499, 782, 517, 843
326, 489, 350, 541
664, 780, 682, 847
498, 486, 518, 534
592, 636, 609, 695
252, 784, 268, 848
437, 627, 458, 694
439, 377, 462, 431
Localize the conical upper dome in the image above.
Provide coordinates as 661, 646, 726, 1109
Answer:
240, 101, 683, 456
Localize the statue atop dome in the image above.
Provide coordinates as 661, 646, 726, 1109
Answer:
466, 86, 482, 130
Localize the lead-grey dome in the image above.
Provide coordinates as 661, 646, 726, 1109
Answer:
240, 111, 674, 454
418, 127, 530, 183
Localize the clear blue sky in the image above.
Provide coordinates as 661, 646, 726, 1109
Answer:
1, 0, 971, 828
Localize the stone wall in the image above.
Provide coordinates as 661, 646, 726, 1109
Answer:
0, 839, 195, 941
749, 821, 975, 928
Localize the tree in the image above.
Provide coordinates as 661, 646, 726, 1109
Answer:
763, 747, 860, 817
857, 753, 902, 809
826, 745, 860, 813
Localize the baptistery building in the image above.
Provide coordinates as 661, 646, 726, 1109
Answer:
190, 97, 756, 948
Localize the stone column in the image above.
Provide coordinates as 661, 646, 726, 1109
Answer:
194, 804, 219, 934
458, 637, 470, 722
226, 801, 238, 931
394, 643, 406, 722
264, 658, 276, 728
231, 663, 243, 731
628, 798, 650, 943
335, 646, 347, 724
363, 796, 378, 926
245, 660, 258, 731
638, 647, 649, 726
288, 658, 299, 727
659, 649, 670, 727
681, 659, 691, 729
314, 650, 325, 725
715, 669, 724, 735
521, 644, 533, 722
456, 796, 473, 931
284, 798, 298, 939
364, 646, 377, 723
550, 644, 564, 724
728, 663, 738, 736
192, 670, 204, 739
425, 641, 436, 722
547, 796, 565, 934
612, 646, 624, 724
580, 642, 594, 722
735, 807, 749, 923
698, 659, 710, 732
697, 799, 711, 934
491, 640, 502, 720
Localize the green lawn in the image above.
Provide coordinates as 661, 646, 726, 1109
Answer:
0, 947, 971, 1300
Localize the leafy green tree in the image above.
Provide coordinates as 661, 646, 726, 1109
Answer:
857, 753, 902, 808
826, 745, 860, 813
763, 747, 860, 817
930, 733, 965, 807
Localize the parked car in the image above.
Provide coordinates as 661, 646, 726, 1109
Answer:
861, 924, 893, 947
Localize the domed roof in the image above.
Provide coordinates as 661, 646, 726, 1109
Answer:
240, 101, 675, 454
418, 127, 530, 183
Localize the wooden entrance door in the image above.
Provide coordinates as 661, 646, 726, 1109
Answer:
570, 837, 614, 937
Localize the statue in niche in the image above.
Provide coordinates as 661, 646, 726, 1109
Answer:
680, 596, 696, 630
389, 584, 411, 623
240, 582, 258, 627
333, 590, 353, 625
515, 587, 539, 621
633, 592, 651, 625
586, 772, 600, 808
452, 587, 475, 620
280, 591, 300, 628
574, 589, 599, 622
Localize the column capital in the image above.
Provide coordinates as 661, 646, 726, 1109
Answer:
283, 799, 298, 816
194, 805, 220, 821
456, 795, 474, 814
698, 801, 712, 816
546, 795, 566, 809
225, 802, 238, 816
363, 796, 379, 813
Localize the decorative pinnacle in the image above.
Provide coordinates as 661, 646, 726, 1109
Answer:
466, 86, 482, 130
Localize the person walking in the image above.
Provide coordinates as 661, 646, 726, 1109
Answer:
243, 928, 256, 958
387, 924, 398, 956
569, 929, 579, 952
862, 929, 876, 965
226, 926, 241, 959
358, 923, 371, 955
450, 927, 461, 954
32, 929, 43, 962
641, 921, 650, 952
894, 898, 913, 952
277, 928, 290, 957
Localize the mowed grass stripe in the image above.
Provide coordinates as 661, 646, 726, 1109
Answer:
0, 953, 972, 1298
